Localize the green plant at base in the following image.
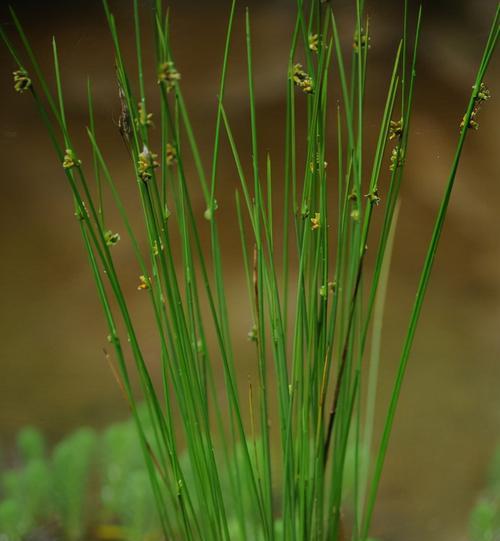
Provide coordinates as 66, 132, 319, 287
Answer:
1, 459, 52, 536
51, 428, 96, 540
100, 416, 161, 539
0, 499, 30, 541
470, 500, 500, 541
1, 1, 498, 540
1, 419, 164, 541
16, 427, 46, 463
119, 470, 160, 541
469, 446, 500, 541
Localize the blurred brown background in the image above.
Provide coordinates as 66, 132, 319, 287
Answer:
0, 1, 499, 540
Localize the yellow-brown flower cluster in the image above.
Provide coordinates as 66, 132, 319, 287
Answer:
13, 69, 31, 93
166, 143, 177, 167
460, 83, 491, 131
138, 146, 159, 181
157, 61, 181, 92
292, 64, 314, 95
63, 149, 81, 169
136, 102, 153, 128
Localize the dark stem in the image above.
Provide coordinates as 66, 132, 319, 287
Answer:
323, 257, 364, 463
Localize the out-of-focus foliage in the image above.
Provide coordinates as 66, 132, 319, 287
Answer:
469, 446, 500, 541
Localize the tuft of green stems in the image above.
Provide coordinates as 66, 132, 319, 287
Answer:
1, 1, 498, 540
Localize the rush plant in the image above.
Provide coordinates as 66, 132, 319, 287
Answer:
1, 1, 498, 540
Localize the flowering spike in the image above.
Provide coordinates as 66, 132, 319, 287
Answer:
157, 61, 181, 92
476, 82, 491, 103
308, 33, 319, 53
461, 83, 492, 132
204, 200, 218, 221
136, 102, 153, 128
365, 189, 381, 205
311, 212, 321, 230
247, 325, 258, 342
138, 145, 159, 181
63, 149, 81, 169
137, 275, 150, 291
389, 146, 404, 172
104, 230, 120, 247
353, 28, 370, 53
166, 143, 177, 167
389, 119, 403, 141
292, 64, 314, 95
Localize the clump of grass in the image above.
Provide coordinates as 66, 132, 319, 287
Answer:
1, 1, 498, 540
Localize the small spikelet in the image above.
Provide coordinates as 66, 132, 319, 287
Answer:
63, 149, 81, 169
389, 119, 403, 141
353, 28, 370, 53
365, 189, 381, 205
137, 275, 150, 291
13, 69, 31, 93
308, 33, 319, 53
104, 230, 120, 247
460, 83, 491, 131
389, 146, 404, 172
311, 212, 321, 230
137, 145, 159, 181
292, 64, 314, 95
157, 61, 181, 92
476, 82, 491, 103
166, 143, 177, 167
136, 102, 153, 128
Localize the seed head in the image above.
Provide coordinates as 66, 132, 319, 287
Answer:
460, 111, 479, 131
476, 82, 490, 103
13, 69, 31, 93
319, 281, 336, 299
292, 64, 314, 95
311, 212, 321, 230
309, 33, 319, 53
63, 149, 82, 169
348, 191, 358, 202
166, 143, 177, 167
389, 146, 404, 172
137, 275, 150, 291
389, 118, 403, 141
204, 200, 218, 221
353, 28, 370, 53
365, 189, 381, 205
157, 61, 181, 92
247, 325, 258, 342
136, 102, 153, 128
104, 230, 120, 247
152, 240, 163, 256
461, 83, 492, 132
138, 145, 159, 181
